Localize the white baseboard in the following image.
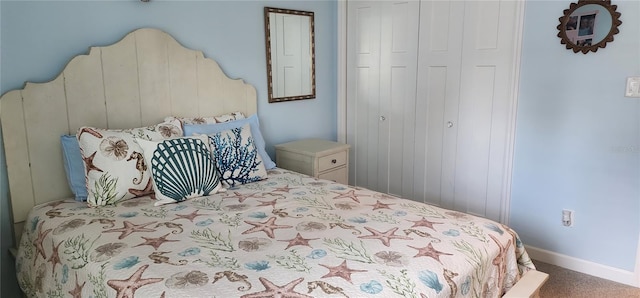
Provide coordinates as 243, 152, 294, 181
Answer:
526, 245, 639, 288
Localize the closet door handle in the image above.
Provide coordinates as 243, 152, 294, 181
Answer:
380, 116, 386, 121
447, 121, 454, 128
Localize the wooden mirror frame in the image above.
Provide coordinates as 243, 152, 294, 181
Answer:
264, 7, 316, 103
557, 0, 622, 54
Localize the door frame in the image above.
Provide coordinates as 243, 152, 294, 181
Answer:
337, 0, 348, 145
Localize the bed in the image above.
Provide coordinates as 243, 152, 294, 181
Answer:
1, 28, 547, 297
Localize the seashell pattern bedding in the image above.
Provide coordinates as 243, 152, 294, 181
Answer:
15, 169, 535, 297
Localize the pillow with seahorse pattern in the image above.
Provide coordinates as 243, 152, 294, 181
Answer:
136, 135, 226, 206
76, 119, 183, 207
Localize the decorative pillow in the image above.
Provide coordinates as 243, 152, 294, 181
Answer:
165, 111, 245, 126
76, 120, 183, 207
136, 135, 225, 206
207, 123, 268, 187
61, 135, 88, 201
184, 114, 276, 169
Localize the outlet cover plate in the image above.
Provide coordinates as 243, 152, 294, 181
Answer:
625, 77, 640, 97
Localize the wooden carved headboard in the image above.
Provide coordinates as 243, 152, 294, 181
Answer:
0, 28, 257, 244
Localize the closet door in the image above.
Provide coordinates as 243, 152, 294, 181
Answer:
456, 0, 521, 221
346, 1, 420, 196
347, 1, 382, 190
415, 0, 521, 221
345, 0, 522, 222
414, 0, 465, 210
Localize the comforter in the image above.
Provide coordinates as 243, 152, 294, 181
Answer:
16, 169, 534, 297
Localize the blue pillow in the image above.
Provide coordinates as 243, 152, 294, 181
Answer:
183, 114, 276, 169
60, 135, 88, 201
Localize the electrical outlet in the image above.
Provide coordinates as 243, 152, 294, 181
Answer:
562, 209, 574, 227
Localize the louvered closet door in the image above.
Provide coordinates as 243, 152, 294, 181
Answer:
415, 0, 521, 222
346, 1, 420, 196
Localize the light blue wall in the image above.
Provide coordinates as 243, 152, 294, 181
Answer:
512, 0, 640, 272
0, 0, 337, 295
2, 0, 639, 295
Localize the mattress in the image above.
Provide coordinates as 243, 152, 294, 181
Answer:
16, 169, 535, 297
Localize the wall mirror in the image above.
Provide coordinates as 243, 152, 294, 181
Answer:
557, 0, 621, 54
264, 7, 315, 103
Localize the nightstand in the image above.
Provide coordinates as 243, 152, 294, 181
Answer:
275, 139, 350, 185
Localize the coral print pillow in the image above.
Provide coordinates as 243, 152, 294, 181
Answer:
207, 123, 267, 187
76, 120, 183, 207
136, 135, 225, 206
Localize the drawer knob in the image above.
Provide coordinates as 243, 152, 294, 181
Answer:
331, 159, 337, 164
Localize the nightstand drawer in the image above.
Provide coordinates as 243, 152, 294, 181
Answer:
318, 151, 347, 172
275, 139, 350, 185
318, 166, 348, 184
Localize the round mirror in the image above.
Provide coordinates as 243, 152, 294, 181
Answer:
557, 0, 622, 54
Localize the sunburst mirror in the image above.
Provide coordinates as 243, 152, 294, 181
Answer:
557, 0, 622, 54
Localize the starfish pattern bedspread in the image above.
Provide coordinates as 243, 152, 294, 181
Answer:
16, 169, 535, 297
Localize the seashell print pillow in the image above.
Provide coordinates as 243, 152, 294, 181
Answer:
136, 135, 226, 206
76, 120, 183, 207
165, 111, 245, 126
206, 123, 268, 187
